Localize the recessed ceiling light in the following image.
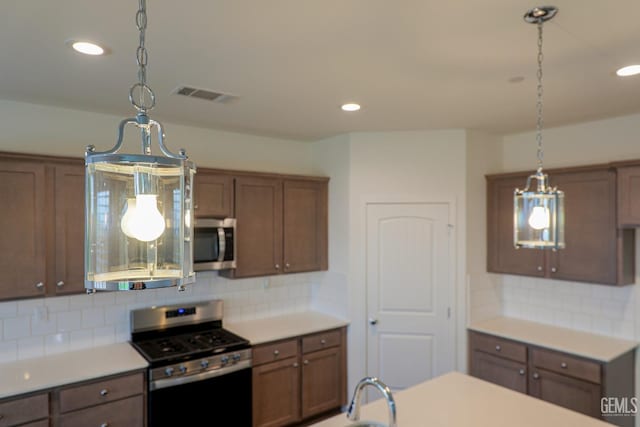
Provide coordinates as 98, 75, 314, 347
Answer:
68, 40, 106, 56
341, 103, 361, 112
616, 65, 640, 77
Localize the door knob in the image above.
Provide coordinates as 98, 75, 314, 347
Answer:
369, 318, 378, 325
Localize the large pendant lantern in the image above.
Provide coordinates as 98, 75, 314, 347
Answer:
514, 6, 565, 250
85, 0, 196, 292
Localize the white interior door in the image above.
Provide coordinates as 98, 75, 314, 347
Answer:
366, 202, 454, 393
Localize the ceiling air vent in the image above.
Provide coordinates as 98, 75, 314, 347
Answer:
172, 86, 237, 103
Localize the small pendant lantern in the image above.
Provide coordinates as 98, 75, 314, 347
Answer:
514, 6, 565, 250
84, 0, 196, 292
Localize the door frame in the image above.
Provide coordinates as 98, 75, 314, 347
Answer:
358, 195, 461, 388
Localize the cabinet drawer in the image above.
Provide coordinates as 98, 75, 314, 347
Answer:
531, 348, 601, 384
469, 331, 527, 363
302, 330, 341, 354
0, 393, 49, 427
253, 339, 298, 366
58, 372, 144, 413
59, 395, 143, 427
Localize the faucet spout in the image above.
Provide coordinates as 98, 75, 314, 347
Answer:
346, 377, 397, 427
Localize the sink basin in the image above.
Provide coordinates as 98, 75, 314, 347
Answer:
346, 422, 387, 427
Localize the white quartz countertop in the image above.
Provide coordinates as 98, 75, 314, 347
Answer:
226, 311, 350, 345
0, 343, 148, 399
313, 372, 611, 427
469, 316, 638, 362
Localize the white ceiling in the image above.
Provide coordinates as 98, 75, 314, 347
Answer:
2, 1, 640, 141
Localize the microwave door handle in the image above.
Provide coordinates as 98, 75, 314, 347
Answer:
217, 228, 226, 263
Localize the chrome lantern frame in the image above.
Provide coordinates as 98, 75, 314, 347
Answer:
84, 0, 196, 292
514, 6, 565, 250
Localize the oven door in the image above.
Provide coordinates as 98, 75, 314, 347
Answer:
148, 367, 251, 427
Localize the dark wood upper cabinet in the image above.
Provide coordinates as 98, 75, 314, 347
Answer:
193, 171, 233, 218
224, 175, 328, 279
0, 158, 47, 300
283, 180, 328, 274
486, 173, 545, 277
487, 165, 634, 286
232, 176, 284, 278
616, 162, 640, 227
549, 168, 633, 285
54, 163, 86, 295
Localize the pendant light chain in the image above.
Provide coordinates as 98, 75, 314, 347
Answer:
129, 0, 155, 113
535, 21, 544, 173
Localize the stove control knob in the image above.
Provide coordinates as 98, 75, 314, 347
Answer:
232, 353, 241, 363
165, 367, 175, 377
201, 360, 209, 369
221, 355, 230, 366
179, 365, 187, 374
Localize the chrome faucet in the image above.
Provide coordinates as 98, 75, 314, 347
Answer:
346, 377, 397, 427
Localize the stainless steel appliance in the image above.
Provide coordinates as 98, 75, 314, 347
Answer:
193, 218, 237, 271
130, 300, 251, 426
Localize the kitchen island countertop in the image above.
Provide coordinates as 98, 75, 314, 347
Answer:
226, 310, 349, 345
312, 372, 612, 427
0, 342, 148, 399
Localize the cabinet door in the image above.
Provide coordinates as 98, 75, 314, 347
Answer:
54, 164, 85, 295
487, 175, 545, 276
301, 347, 343, 419
252, 357, 300, 427
0, 160, 47, 300
529, 369, 602, 419
283, 180, 328, 273
617, 165, 640, 227
193, 172, 233, 218
234, 176, 283, 278
550, 169, 632, 285
470, 350, 527, 394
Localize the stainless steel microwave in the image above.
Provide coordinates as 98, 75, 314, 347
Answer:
193, 218, 237, 271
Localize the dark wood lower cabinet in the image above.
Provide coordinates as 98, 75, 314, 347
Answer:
252, 328, 347, 427
469, 330, 635, 427
253, 357, 301, 427
529, 369, 602, 418
471, 350, 527, 394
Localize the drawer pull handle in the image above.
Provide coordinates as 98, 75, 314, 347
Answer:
101, 423, 110, 427
100, 389, 109, 396
533, 372, 540, 380
273, 350, 280, 357
519, 369, 525, 376
293, 362, 299, 368
35, 282, 44, 289
551, 267, 557, 273
303, 360, 309, 365
560, 362, 568, 369
495, 345, 501, 352
320, 339, 326, 345
537, 266, 543, 272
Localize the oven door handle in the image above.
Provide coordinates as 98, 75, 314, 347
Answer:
150, 360, 251, 390
217, 227, 226, 263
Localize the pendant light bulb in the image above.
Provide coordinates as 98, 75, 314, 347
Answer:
122, 194, 166, 242
528, 205, 550, 230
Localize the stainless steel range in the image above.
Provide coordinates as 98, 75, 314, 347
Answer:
130, 300, 252, 426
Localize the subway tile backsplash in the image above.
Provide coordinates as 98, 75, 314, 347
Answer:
502, 275, 637, 340
0, 271, 318, 362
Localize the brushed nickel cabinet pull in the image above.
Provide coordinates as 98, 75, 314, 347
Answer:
100, 388, 109, 396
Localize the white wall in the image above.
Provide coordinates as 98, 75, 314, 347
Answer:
0, 100, 319, 362
0, 100, 314, 174
466, 130, 504, 323
345, 130, 468, 390
310, 134, 350, 319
